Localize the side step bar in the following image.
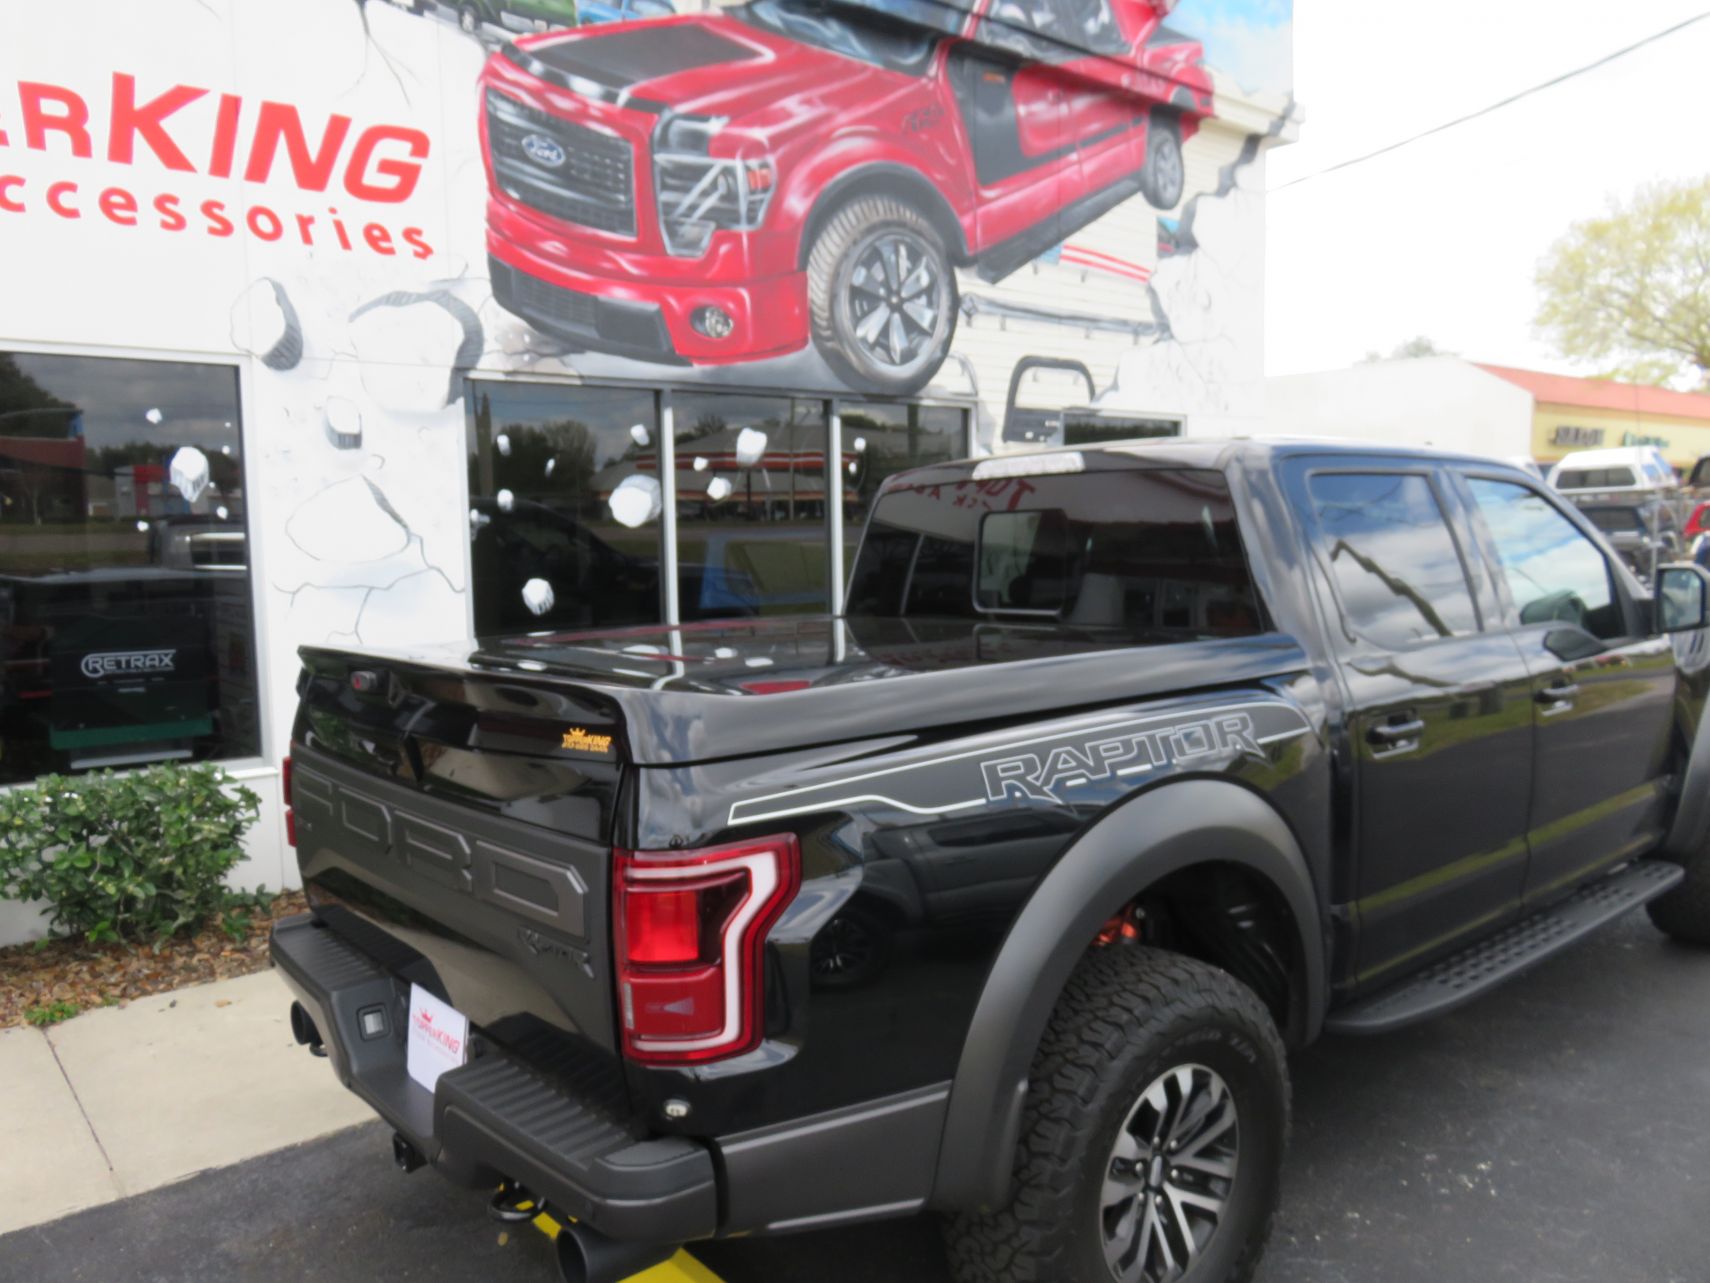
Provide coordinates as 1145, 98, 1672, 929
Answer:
1326, 860, 1684, 1035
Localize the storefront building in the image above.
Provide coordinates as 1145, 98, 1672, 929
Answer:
0, 0, 1293, 941
1268, 357, 1710, 472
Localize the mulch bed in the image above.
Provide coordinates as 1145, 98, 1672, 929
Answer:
0, 890, 309, 1030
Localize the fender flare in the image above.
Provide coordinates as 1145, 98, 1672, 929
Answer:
929, 778, 1326, 1212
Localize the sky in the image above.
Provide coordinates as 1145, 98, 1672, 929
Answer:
1264, 0, 1710, 378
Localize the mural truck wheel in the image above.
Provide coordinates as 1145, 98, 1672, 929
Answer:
1141, 114, 1185, 212
808, 195, 956, 397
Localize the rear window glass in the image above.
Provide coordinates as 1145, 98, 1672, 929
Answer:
846, 467, 1264, 639
1556, 467, 1636, 490
1582, 507, 1644, 534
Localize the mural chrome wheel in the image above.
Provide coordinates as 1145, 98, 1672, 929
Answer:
807, 195, 956, 397
1142, 116, 1185, 212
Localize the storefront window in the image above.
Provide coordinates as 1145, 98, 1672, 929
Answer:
674, 393, 829, 619
840, 402, 968, 572
0, 352, 257, 784
466, 381, 665, 635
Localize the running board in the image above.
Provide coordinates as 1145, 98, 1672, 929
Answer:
1326, 860, 1684, 1036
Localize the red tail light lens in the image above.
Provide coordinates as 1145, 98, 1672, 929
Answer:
283, 755, 296, 848
613, 834, 800, 1065
1687, 502, 1710, 539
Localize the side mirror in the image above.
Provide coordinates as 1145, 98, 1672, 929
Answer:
1657, 564, 1710, 632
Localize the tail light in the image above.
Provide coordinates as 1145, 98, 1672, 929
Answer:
283, 755, 296, 848
613, 834, 800, 1065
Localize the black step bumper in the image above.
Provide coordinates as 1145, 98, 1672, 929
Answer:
270, 912, 718, 1242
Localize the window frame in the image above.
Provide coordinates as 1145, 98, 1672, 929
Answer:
0, 339, 271, 788
1297, 464, 1488, 653
1452, 468, 1647, 646
460, 374, 973, 629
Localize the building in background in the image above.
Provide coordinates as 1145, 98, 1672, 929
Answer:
1268, 358, 1710, 471
0, 0, 1295, 943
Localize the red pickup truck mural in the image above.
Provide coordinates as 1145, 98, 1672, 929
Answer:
480, 0, 1213, 395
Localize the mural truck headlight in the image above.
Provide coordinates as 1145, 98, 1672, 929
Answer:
653, 114, 776, 259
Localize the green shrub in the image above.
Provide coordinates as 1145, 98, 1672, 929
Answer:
0, 764, 260, 944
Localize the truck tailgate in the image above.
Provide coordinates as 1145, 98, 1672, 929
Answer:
291, 647, 625, 1062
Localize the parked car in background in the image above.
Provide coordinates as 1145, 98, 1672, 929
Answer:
1548, 445, 1680, 496
1578, 499, 1684, 578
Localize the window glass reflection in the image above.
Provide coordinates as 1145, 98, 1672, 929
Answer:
674, 393, 828, 619
466, 381, 664, 635
840, 402, 967, 577
1467, 478, 1622, 640
1308, 472, 1479, 648
0, 352, 256, 783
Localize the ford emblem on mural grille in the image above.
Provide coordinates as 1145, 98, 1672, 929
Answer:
520, 133, 567, 169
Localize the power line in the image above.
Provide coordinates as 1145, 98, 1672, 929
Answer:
1273, 9, 1710, 191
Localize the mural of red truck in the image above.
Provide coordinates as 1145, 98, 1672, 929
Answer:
480, 0, 1213, 395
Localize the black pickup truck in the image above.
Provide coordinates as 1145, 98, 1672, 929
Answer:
272, 439, 1710, 1283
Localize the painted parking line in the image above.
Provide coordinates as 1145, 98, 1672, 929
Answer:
531, 1208, 727, 1283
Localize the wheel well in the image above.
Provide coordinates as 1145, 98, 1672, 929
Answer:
1106, 861, 1304, 1038
797, 165, 970, 270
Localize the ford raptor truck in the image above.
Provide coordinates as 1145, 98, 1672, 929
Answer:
272, 439, 1710, 1283
479, 0, 1212, 396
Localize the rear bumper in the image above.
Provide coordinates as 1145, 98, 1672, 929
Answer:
270, 912, 718, 1243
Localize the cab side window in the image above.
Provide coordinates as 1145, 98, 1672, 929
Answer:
1465, 478, 1623, 642
1306, 472, 1480, 648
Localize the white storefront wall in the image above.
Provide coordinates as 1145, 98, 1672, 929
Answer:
0, 0, 1291, 946
1264, 358, 1538, 461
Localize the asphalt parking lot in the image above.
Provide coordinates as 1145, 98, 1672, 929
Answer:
2, 911, 1706, 1283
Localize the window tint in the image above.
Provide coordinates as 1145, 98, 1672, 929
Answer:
1467, 478, 1622, 640
466, 381, 663, 635
0, 352, 258, 784
1307, 472, 1478, 647
847, 467, 1263, 638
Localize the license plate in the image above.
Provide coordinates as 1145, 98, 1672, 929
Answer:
406, 983, 470, 1093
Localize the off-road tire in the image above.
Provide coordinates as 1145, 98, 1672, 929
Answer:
806, 195, 957, 397
1646, 849, 1710, 945
945, 947, 1289, 1283
1140, 114, 1185, 211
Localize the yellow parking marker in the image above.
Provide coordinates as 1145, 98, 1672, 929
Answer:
528, 1206, 726, 1283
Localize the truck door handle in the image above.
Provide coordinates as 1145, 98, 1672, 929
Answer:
1536, 682, 1580, 707
1367, 718, 1425, 746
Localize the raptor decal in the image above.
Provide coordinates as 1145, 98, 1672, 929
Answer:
727, 700, 1311, 826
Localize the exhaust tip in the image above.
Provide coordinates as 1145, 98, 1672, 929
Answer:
289, 1002, 321, 1048
553, 1224, 674, 1283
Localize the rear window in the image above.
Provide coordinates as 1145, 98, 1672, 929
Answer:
1582, 507, 1644, 534
846, 467, 1265, 638
1556, 467, 1636, 490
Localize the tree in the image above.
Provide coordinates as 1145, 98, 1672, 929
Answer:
1361, 336, 1450, 363
1536, 177, 1710, 390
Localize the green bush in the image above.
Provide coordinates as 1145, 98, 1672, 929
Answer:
0, 764, 260, 944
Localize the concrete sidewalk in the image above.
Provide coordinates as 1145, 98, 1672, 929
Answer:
0, 969, 371, 1236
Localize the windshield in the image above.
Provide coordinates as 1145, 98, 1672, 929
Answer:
733, 0, 958, 75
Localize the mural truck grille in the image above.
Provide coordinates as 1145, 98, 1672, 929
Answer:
485, 90, 636, 237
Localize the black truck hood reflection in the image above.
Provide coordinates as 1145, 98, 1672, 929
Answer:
331, 616, 1310, 766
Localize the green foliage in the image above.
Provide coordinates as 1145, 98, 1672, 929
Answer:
25, 1000, 80, 1026
1536, 177, 1710, 389
217, 887, 275, 942
0, 765, 260, 944
1362, 336, 1452, 363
